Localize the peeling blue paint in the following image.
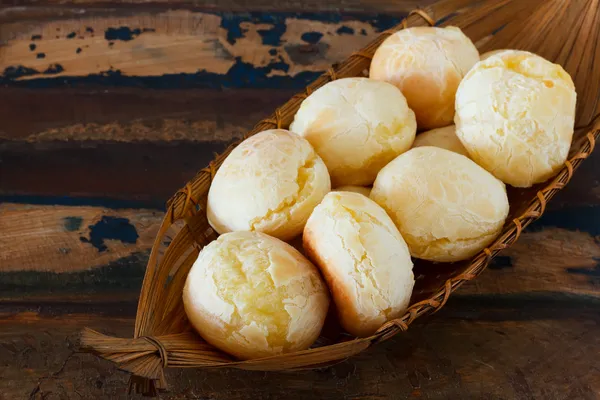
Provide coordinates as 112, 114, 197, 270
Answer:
492, 24, 507, 35
1, 12, 403, 89
36, 53, 45, 59
301, 32, 323, 44
63, 216, 83, 232
434, 12, 458, 26
29, 44, 36, 51
0, 252, 148, 294
218, 11, 402, 46
66, 32, 77, 39
337, 26, 355, 35
76, 47, 82, 54
0, 58, 320, 89
2, 65, 39, 79
80, 216, 139, 252
104, 27, 142, 41
43, 64, 64, 74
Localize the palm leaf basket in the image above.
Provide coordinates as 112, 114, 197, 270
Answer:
81, 0, 600, 395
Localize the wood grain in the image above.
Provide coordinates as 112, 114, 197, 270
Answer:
1, 1, 600, 397
0, 141, 228, 208
0, 10, 403, 87
1, 298, 599, 400
0, 0, 433, 13
0, 88, 289, 141
2, 200, 598, 302
0, 203, 162, 273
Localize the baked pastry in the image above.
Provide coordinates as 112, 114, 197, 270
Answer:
303, 191, 414, 337
289, 77, 416, 187
333, 185, 372, 197
207, 129, 330, 240
370, 147, 509, 262
370, 26, 479, 129
412, 125, 469, 157
183, 231, 330, 360
455, 50, 576, 187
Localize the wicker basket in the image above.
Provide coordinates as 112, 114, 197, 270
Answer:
81, 0, 600, 395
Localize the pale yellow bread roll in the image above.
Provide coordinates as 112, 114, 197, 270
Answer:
183, 231, 330, 360
412, 125, 469, 157
370, 26, 479, 130
371, 147, 509, 262
207, 129, 330, 241
333, 185, 372, 197
455, 50, 576, 187
303, 191, 414, 337
289, 77, 416, 187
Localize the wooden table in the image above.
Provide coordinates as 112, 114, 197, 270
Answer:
1, 1, 599, 399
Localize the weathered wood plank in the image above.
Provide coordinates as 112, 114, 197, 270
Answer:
1, 201, 599, 302
0, 141, 229, 207
0, 10, 404, 87
1, 298, 599, 399
0, 88, 288, 141
3, 138, 600, 209
0, 203, 162, 273
0, 0, 432, 13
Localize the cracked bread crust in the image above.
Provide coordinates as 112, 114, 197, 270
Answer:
370, 26, 479, 130
207, 129, 331, 241
289, 77, 416, 187
455, 50, 576, 188
183, 231, 330, 360
303, 192, 414, 337
371, 146, 509, 262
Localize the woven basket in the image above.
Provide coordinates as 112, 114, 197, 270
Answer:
81, 0, 600, 395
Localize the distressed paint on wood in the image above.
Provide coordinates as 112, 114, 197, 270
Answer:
3, 138, 600, 210
0, 11, 403, 88
0, 203, 163, 273
1, 200, 599, 301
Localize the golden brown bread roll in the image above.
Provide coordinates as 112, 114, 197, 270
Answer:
370, 26, 479, 130
371, 147, 509, 262
333, 185, 372, 197
289, 77, 416, 187
303, 191, 414, 337
412, 125, 469, 157
183, 231, 330, 360
207, 129, 330, 241
455, 50, 576, 187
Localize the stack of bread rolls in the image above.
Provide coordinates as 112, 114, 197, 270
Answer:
183, 26, 576, 360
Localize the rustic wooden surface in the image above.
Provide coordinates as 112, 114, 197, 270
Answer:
1, 0, 600, 399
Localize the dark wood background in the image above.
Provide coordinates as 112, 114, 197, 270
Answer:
1, 0, 599, 399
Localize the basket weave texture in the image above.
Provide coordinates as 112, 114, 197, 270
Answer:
81, 0, 600, 395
